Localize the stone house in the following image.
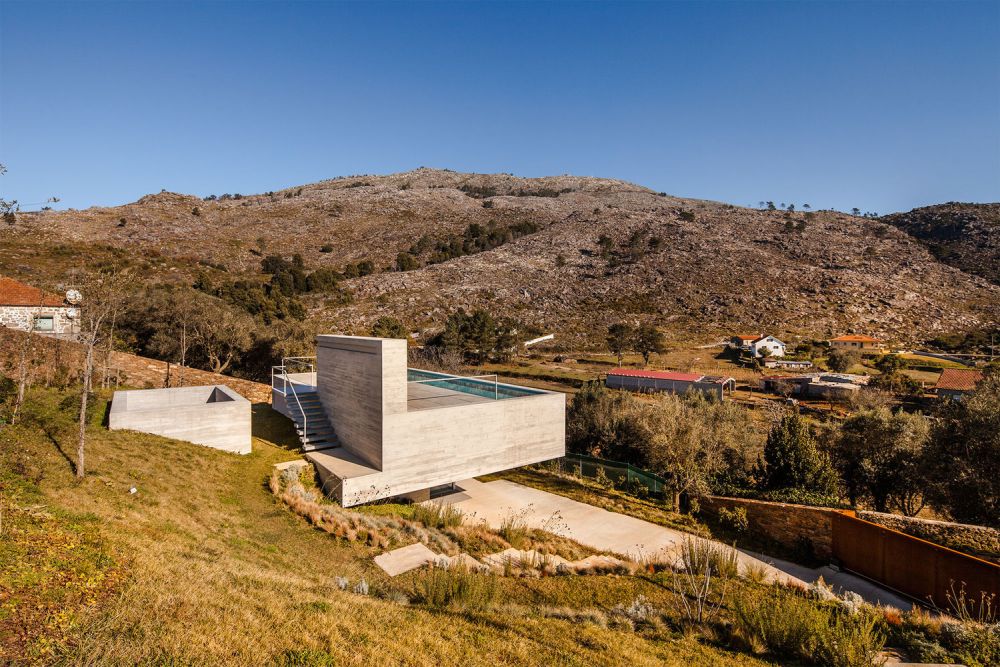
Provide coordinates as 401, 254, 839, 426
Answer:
0, 275, 79, 337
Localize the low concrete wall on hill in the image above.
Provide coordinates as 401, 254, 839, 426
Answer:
702, 496, 837, 560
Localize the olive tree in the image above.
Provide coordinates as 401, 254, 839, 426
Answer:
924, 371, 1000, 527
834, 407, 930, 514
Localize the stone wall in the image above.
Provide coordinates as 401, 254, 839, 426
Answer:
0, 306, 77, 336
0, 326, 271, 403
857, 511, 1000, 564
701, 496, 837, 560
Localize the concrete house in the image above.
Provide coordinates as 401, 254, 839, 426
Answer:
0, 275, 79, 337
605, 368, 736, 400
271, 335, 565, 507
934, 368, 984, 401
829, 334, 884, 355
750, 335, 786, 358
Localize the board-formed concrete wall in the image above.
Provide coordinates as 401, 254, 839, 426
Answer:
313, 335, 565, 506
109, 385, 251, 455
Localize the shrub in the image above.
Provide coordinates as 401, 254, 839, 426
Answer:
319, 244, 333, 253
679, 536, 739, 579
731, 586, 887, 667
718, 506, 749, 533
593, 466, 614, 489
813, 611, 887, 667
413, 565, 498, 610
731, 587, 823, 657
668, 537, 735, 626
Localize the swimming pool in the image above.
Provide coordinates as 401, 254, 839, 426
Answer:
407, 369, 542, 400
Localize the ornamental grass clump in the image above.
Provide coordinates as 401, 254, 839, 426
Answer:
411, 501, 464, 529
270, 468, 458, 554
413, 564, 499, 611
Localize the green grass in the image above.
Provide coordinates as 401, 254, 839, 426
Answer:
1, 386, 778, 666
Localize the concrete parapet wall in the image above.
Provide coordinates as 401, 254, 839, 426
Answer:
109, 385, 251, 455
340, 391, 565, 506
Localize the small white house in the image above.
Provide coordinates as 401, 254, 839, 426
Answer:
750, 335, 786, 358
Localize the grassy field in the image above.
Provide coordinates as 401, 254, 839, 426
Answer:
1, 387, 779, 667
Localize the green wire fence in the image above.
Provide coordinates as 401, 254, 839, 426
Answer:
549, 452, 668, 496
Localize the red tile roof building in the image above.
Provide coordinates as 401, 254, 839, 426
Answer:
0, 275, 66, 307
0, 275, 78, 336
934, 368, 985, 396
605, 368, 735, 400
829, 334, 885, 354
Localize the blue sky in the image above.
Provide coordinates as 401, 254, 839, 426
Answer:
1, 1, 998, 213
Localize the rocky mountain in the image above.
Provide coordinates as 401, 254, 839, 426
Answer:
881, 203, 1000, 286
6, 169, 998, 347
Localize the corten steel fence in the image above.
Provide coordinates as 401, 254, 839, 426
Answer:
832, 511, 1000, 611
551, 453, 668, 496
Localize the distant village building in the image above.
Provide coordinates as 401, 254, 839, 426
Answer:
729, 333, 786, 358
764, 359, 812, 370
829, 334, 884, 355
934, 368, 985, 401
760, 372, 869, 399
750, 335, 786, 358
0, 275, 79, 337
729, 334, 759, 350
606, 368, 736, 400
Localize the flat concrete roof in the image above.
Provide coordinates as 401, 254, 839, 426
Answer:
306, 447, 380, 481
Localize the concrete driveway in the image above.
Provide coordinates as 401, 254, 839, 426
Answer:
440, 478, 913, 609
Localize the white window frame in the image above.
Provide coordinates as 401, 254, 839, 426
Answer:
33, 314, 56, 332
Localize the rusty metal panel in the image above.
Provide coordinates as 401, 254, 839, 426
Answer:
832, 511, 999, 610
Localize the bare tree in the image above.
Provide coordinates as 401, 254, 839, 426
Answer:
10, 300, 44, 424
190, 301, 253, 374
73, 269, 129, 479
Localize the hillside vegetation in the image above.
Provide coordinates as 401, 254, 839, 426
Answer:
882, 202, 1000, 286
5, 169, 997, 349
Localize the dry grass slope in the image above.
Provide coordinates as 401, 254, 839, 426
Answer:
1, 387, 775, 666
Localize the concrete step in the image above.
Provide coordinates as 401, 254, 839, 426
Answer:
298, 428, 336, 438
302, 440, 340, 452
302, 435, 338, 446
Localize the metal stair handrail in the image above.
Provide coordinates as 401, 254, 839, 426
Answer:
271, 359, 317, 450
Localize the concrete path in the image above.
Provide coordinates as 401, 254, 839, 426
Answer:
374, 542, 437, 576
440, 478, 913, 609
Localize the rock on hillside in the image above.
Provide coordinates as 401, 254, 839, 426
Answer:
9, 169, 999, 346
881, 203, 1000, 286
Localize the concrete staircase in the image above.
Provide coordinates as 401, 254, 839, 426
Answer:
286, 389, 339, 452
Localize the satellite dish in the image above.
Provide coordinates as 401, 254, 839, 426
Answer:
65, 289, 82, 304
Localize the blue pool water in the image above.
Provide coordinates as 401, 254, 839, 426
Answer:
408, 369, 541, 400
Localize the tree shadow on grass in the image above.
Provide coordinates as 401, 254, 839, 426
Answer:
251, 403, 301, 452
41, 424, 78, 476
